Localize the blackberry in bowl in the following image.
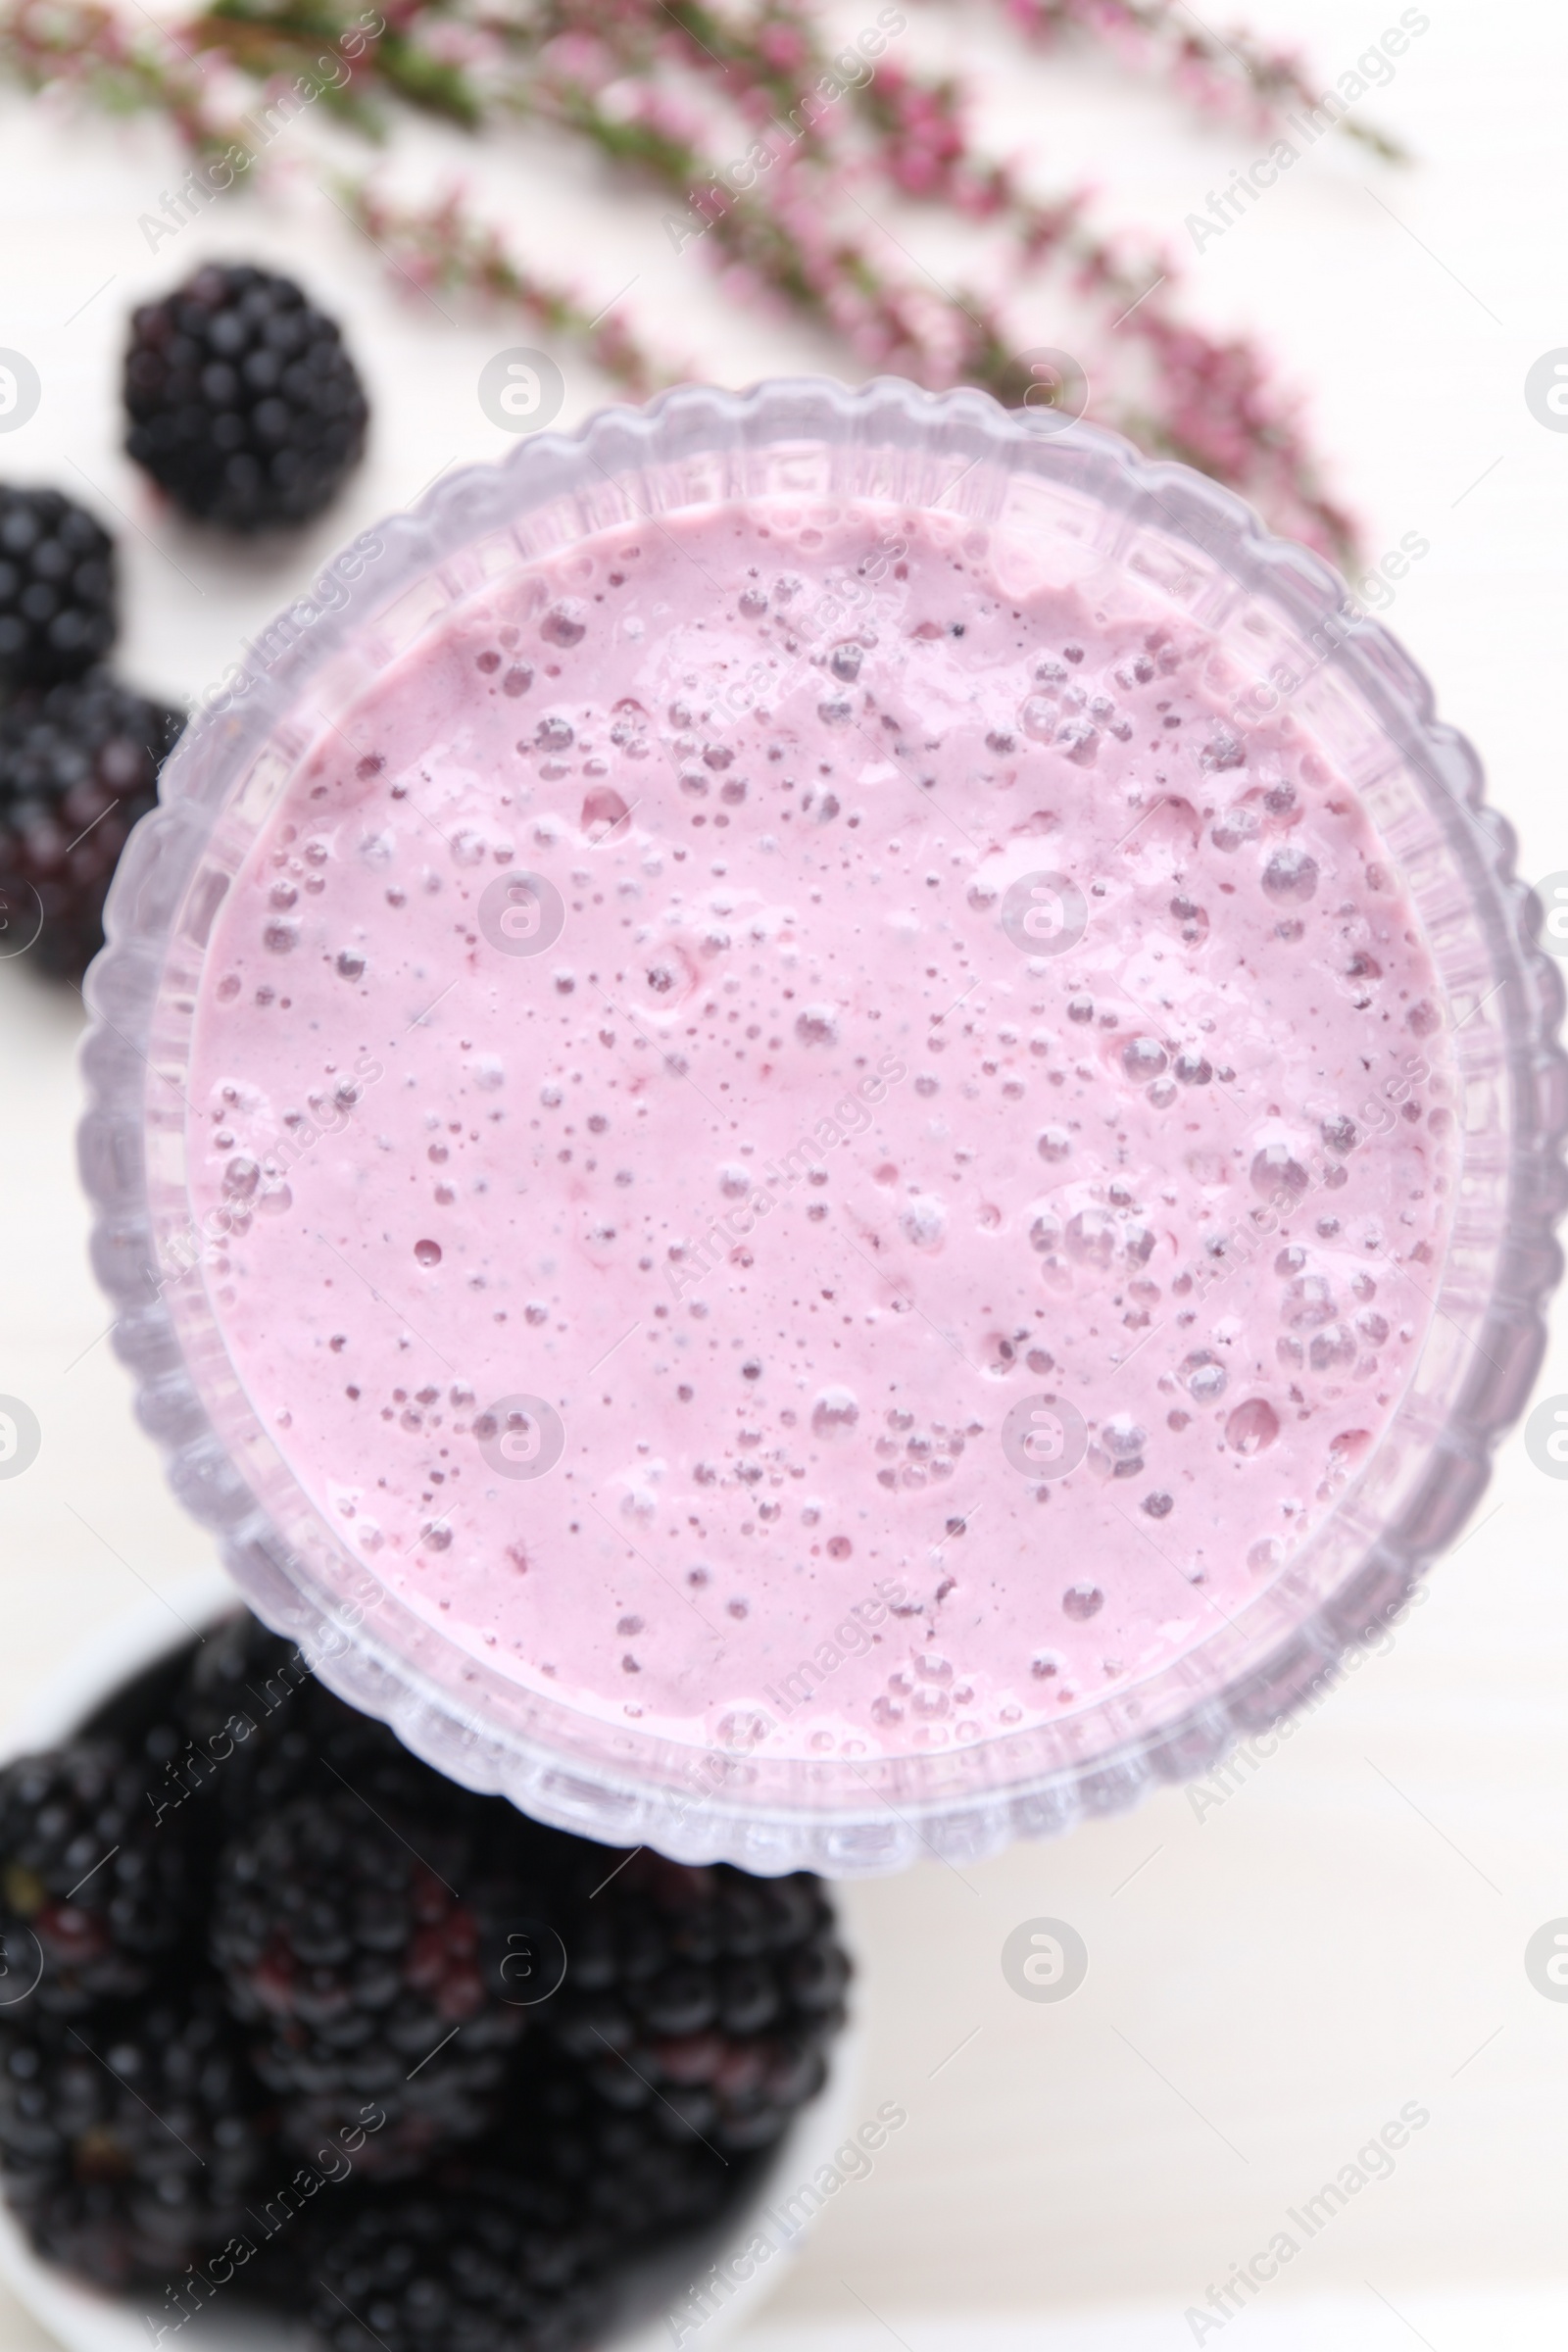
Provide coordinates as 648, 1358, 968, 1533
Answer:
0, 1574, 858, 2351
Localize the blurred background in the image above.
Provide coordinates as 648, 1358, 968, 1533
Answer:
3, 0, 1567, 2343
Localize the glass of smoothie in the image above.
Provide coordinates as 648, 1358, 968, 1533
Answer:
79, 378, 1566, 1874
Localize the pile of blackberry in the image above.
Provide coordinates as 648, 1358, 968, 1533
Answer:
0, 1617, 849, 2349
0, 484, 183, 982
1, 261, 369, 980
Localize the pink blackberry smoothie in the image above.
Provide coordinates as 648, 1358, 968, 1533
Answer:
182, 497, 1454, 1766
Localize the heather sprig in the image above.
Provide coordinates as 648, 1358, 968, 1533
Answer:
340, 175, 668, 396
0, 0, 1369, 562
1003, 0, 1408, 157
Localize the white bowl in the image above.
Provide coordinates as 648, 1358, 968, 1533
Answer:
0, 1568, 862, 2352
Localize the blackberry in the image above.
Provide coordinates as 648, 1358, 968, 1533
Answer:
483, 2050, 740, 2247
0, 488, 116, 694
124, 264, 368, 530
301, 2183, 607, 2352
0, 1737, 194, 2017
548, 1855, 850, 2154
211, 1789, 531, 2175
0, 1988, 270, 2287
178, 1610, 441, 1826
0, 669, 183, 980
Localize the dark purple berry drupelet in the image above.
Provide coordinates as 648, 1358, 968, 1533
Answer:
0, 671, 183, 980
210, 1788, 531, 2175
480, 2048, 736, 2243
0, 1991, 271, 2287
124, 264, 368, 531
0, 489, 116, 694
0, 1736, 194, 2017
300, 2180, 608, 2352
548, 1851, 851, 2153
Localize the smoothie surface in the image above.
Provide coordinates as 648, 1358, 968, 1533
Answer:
184, 497, 1455, 1762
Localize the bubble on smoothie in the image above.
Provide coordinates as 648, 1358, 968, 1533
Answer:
1210, 806, 1259, 853
1122, 1036, 1167, 1081
717, 1164, 751, 1200
1225, 1397, 1280, 1453
1065, 1209, 1116, 1268
1170, 896, 1210, 944
1061, 1585, 1103, 1621
541, 602, 587, 647
812, 1387, 859, 1437
1321, 1113, 1357, 1154
1055, 718, 1098, 764
900, 1196, 947, 1250
223, 1156, 261, 1199
1200, 728, 1247, 772
263, 919, 298, 954
1038, 1128, 1071, 1162
335, 949, 366, 981
795, 1006, 838, 1047
415, 1240, 442, 1267
1282, 1274, 1336, 1329
1101, 1415, 1146, 1464
1181, 1350, 1227, 1402
1174, 1051, 1213, 1086
1262, 846, 1319, 903
1308, 1323, 1356, 1371
1250, 1146, 1309, 1202
582, 786, 630, 841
